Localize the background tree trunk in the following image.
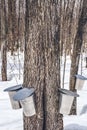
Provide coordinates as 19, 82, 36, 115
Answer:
69, 0, 87, 115
23, 0, 63, 130
17, 0, 25, 51
1, 42, 7, 81
1, 0, 7, 81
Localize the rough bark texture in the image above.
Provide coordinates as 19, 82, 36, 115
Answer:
18, 0, 25, 51
8, 0, 17, 54
69, 0, 87, 115
1, 0, 7, 81
23, 0, 63, 130
1, 43, 7, 81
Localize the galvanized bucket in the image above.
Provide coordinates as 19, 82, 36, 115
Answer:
13, 88, 36, 117
4, 84, 22, 109
58, 88, 79, 115
75, 75, 87, 90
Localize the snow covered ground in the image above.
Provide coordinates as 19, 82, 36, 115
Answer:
0, 52, 87, 130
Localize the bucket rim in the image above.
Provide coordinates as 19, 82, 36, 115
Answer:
58, 88, 79, 97
13, 87, 35, 101
4, 84, 22, 92
75, 74, 87, 80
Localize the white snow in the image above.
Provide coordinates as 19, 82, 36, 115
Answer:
0, 52, 87, 130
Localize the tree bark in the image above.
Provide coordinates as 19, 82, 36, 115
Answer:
1, 0, 7, 81
69, 0, 87, 115
8, 0, 17, 54
18, 0, 25, 51
23, 0, 63, 130
1, 42, 7, 81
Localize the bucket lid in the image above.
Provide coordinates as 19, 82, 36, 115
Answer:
75, 74, 87, 80
58, 88, 79, 97
4, 84, 22, 92
13, 88, 35, 101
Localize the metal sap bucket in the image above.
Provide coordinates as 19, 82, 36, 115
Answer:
4, 84, 22, 109
75, 74, 87, 90
13, 88, 36, 117
58, 88, 79, 115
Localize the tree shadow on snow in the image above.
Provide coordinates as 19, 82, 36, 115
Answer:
64, 124, 87, 130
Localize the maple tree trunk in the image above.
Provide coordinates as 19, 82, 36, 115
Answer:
1, 0, 7, 81
23, 0, 63, 130
69, 0, 87, 115
1, 42, 7, 81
